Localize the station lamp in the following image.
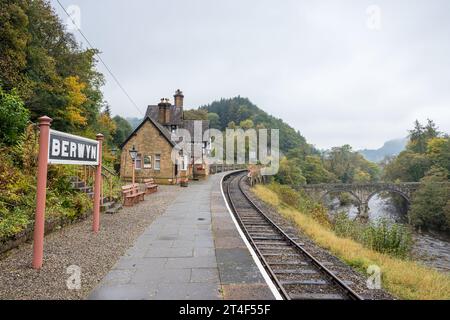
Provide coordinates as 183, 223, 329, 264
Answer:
129, 145, 138, 161
129, 145, 138, 185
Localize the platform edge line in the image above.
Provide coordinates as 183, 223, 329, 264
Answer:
219, 172, 283, 300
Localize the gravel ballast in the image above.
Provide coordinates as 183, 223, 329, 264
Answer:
0, 185, 185, 300
242, 181, 393, 300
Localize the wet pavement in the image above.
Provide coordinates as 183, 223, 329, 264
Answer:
89, 172, 275, 300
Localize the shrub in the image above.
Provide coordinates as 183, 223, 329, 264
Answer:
333, 211, 365, 241
0, 88, 30, 146
363, 219, 412, 258
268, 183, 300, 208
12, 124, 39, 173
0, 208, 30, 238
333, 212, 412, 258
310, 204, 332, 229
268, 183, 331, 227
409, 166, 450, 231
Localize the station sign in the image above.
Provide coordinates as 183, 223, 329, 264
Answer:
48, 129, 99, 165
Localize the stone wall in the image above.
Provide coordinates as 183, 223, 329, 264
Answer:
120, 120, 176, 185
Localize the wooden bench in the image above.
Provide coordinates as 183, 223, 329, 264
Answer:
122, 184, 145, 206
143, 178, 158, 195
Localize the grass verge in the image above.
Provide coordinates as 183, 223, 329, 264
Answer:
252, 184, 450, 300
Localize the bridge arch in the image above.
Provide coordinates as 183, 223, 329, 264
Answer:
366, 188, 411, 206
320, 189, 362, 206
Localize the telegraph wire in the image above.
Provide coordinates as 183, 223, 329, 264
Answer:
55, 0, 144, 115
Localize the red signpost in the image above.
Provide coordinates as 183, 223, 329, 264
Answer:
32, 116, 103, 269
93, 134, 104, 233
32, 116, 52, 269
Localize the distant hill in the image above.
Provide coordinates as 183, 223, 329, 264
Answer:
199, 97, 315, 154
126, 117, 143, 130
358, 138, 408, 162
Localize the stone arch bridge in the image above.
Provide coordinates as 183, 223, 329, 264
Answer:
297, 182, 422, 217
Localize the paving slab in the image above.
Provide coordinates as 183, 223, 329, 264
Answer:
89, 171, 275, 300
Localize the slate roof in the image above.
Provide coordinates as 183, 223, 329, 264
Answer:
145, 105, 210, 142
121, 102, 211, 152
145, 105, 183, 125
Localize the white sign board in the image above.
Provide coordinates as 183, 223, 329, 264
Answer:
48, 129, 99, 165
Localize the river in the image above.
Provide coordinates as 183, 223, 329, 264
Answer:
327, 194, 450, 273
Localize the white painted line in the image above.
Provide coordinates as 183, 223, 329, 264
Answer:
219, 172, 284, 300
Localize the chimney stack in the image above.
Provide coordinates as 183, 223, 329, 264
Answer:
158, 98, 171, 124
174, 89, 184, 108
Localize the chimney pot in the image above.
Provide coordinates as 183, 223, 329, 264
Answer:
174, 89, 184, 107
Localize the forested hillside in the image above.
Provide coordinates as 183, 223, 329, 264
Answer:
0, 0, 125, 239
200, 97, 313, 154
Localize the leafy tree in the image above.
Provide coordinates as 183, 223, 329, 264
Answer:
0, 87, 29, 146
407, 119, 439, 154
322, 145, 379, 183
353, 168, 371, 182
183, 109, 207, 120
96, 108, 116, 147
0, 1, 29, 92
408, 120, 426, 153
112, 115, 132, 146
384, 150, 431, 182
301, 155, 336, 184
207, 112, 220, 128
427, 137, 450, 175
275, 157, 306, 186
227, 121, 236, 129
0, 0, 104, 134
409, 166, 450, 231
61, 76, 88, 129
239, 119, 254, 130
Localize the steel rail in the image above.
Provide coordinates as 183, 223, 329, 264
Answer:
224, 170, 363, 301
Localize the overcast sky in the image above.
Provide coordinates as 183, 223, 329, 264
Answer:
51, 0, 450, 150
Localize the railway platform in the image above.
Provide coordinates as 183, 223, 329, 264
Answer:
89, 171, 276, 300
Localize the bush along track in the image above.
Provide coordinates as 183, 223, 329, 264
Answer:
250, 183, 450, 300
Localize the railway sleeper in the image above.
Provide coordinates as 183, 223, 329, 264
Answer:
270, 261, 308, 266
274, 269, 318, 275
252, 236, 284, 241
246, 227, 274, 231
248, 232, 280, 237
257, 246, 293, 250
281, 279, 328, 286
290, 293, 345, 300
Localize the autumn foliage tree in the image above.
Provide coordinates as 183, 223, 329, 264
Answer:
0, 0, 109, 140
384, 120, 450, 231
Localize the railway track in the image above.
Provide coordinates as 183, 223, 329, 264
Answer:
223, 171, 363, 300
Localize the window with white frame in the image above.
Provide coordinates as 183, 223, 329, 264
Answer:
135, 154, 142, 169
154, 154, 161, 170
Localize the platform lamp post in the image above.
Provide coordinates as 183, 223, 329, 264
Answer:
129, 145, 138, 185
